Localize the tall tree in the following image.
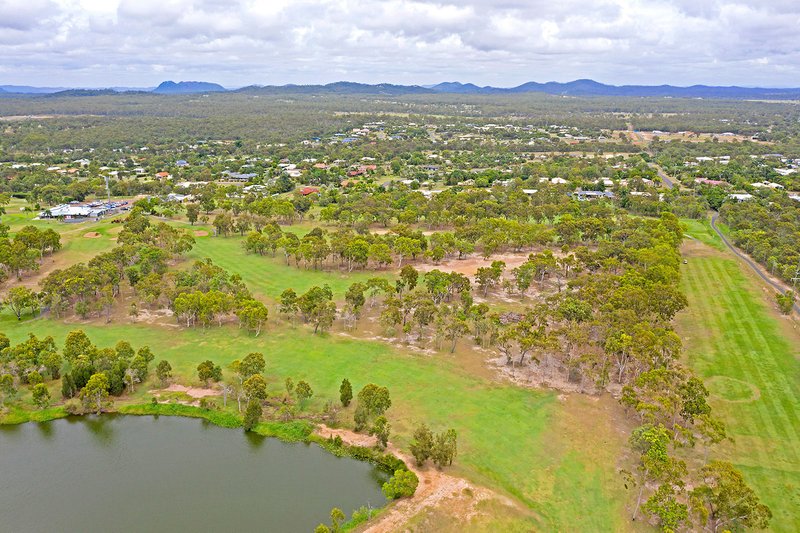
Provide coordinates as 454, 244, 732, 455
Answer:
339, 378, 353, 407
410, 423, 434, 466
354, 383, 391, 431
4, 287, 38, 320
690, 461, 771, 532
370, 416, 390, 449
243, 399, 262, 431
80, 373, 110, 414
294, 380, 313, 407
237, 352, 266, 379
155, 360, 172, 386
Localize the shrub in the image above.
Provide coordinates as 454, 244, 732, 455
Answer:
382, 469, 419, 499
64, 398, 83, 415
776, 290, 795, 315
199, 398, 215, 410
344, 506, 380, 530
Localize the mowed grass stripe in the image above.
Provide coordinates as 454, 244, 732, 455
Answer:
692, 259, 770, 463
696, 257, 797, 466
691, 262, 753, 423
679, 245, 800, 531
716, 261, 800, 462
719, 274, 800, 468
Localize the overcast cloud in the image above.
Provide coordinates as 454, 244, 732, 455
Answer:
1, 0, 799, 88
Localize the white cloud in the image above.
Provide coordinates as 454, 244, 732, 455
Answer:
0, 0, 799, 87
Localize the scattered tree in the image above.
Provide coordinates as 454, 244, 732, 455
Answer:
339, 378, 353, 407
155, 360, 172, 386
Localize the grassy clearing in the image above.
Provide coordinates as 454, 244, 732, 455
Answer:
0, 310, 626, 530
678, 240, 800, 531
188, 233, 392, 300
681, 217, 726, 251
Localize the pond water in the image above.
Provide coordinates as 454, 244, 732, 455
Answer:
0, 415, 388, 533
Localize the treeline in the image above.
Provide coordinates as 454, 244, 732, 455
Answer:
171, 260, 268, 335
0, 329, 165, 414
720, 197, 800, 283
0, 224, 61, 283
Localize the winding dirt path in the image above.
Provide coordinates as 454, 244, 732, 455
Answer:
711, 213, 800, 315
315, 425, 516, 532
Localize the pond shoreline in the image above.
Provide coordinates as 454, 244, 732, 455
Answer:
0, 414, 396, 531
1, 403, 411, 531
0, 402, 408, 476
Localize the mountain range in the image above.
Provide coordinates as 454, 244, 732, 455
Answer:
2, 79, 800, 99
427, 79, 800, 99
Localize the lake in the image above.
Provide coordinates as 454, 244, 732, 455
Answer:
0, 415, 389, 532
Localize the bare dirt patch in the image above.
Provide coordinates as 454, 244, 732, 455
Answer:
83, 232, 101, 238
155, 384, 219, 399
486, 354, 606, 395
415, 252, 532, 278
194, 230, 209, 237
315, 425, 519, 532
128, 307, 177, 327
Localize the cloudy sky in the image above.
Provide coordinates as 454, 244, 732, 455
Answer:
1, 0, 799, 88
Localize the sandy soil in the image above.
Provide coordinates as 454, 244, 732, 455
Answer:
83, 232, 101, 238
371, 228, 436, 236
487, 354, 603, 395
315, 425, 517, 532
414, 252, 532, 278
194, 230, 209, 237
134, 307, 175, 323
156, 383, 219, 398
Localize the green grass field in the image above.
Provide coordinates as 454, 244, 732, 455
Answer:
0, 309, 628, 531
0, 200, 631, 529
678, 226, 800, 531
188, 233, 392, 301
682, 218, 726, 251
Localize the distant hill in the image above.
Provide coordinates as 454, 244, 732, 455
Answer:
237, 81, 433, 96
47, 89, 118, 97
0, 85, 69, 94
152, 81, 227, 94
431, 79, 800, 99
429, 82, 485, 94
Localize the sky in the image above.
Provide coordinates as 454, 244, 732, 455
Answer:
1, 0, 799, 88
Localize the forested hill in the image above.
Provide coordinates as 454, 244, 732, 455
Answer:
235, 82, 433, 96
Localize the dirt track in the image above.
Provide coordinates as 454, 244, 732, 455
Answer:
315, 425, 515, 532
